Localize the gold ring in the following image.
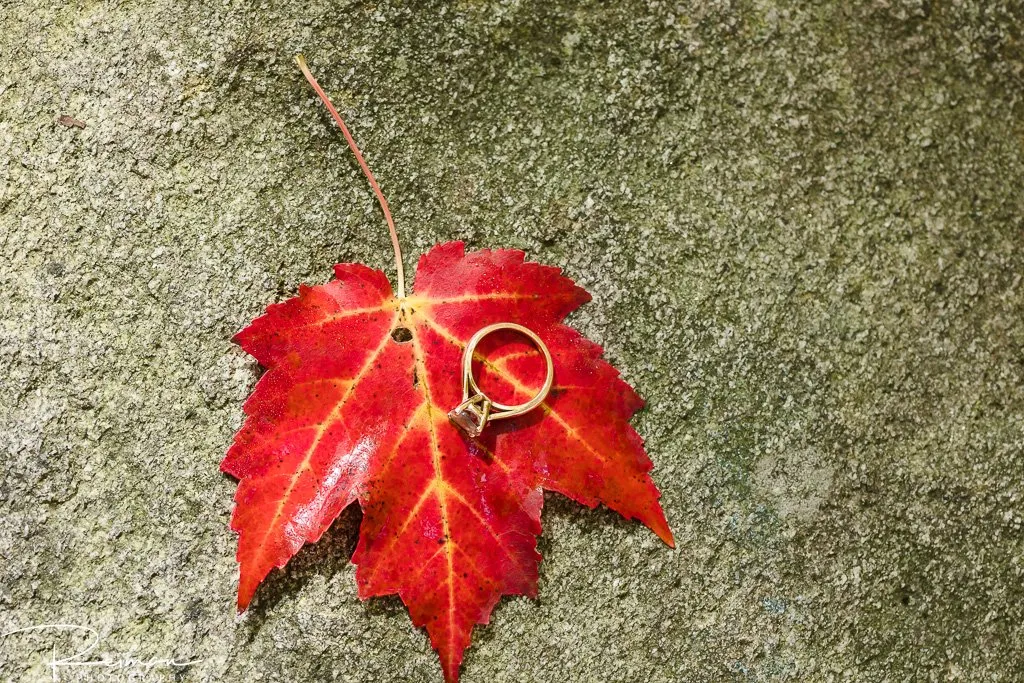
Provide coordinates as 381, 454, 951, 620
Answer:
448, 323, 554, 437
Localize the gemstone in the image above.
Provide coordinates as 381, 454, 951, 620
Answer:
448, 406, 483, 437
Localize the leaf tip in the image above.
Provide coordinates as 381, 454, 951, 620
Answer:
440, 652, 463, 683
235, 569, 261, 613
653, 517, 675, 548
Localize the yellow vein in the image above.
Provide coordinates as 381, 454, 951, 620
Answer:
405, 292, 541, 308
371, 401, 428, 474
290, 377, 354, 390
441, 482, 528, 569
377, 480, 437, 557
282, 301, 396, 333
248, 314, 399, 565
242, 377, 356, 454
410, 326, 458, 658
453, 544, 491, 582
357, 402, 433, 587
403, 544, 448, 587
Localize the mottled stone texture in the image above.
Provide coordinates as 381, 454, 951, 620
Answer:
1, 1, 1022, 681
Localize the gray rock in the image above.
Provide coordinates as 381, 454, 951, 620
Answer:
1, 1, 1022, 681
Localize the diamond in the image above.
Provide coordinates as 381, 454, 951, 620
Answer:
448, 406, 483, 437
448, 395, 491, 437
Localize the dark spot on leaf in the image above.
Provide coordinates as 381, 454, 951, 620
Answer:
391, 327, 413, 343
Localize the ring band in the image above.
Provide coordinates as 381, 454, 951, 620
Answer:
448, 323, 554, 437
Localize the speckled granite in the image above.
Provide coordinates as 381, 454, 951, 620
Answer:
1, 1, 1022, 681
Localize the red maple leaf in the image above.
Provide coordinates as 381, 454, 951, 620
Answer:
222, 56, 673, 683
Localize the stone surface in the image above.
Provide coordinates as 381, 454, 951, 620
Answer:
1, 1, 1022, 681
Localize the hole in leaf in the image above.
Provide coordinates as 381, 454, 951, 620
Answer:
391, 327, 412, 343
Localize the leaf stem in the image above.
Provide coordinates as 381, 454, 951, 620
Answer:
295, 54, 406, 299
